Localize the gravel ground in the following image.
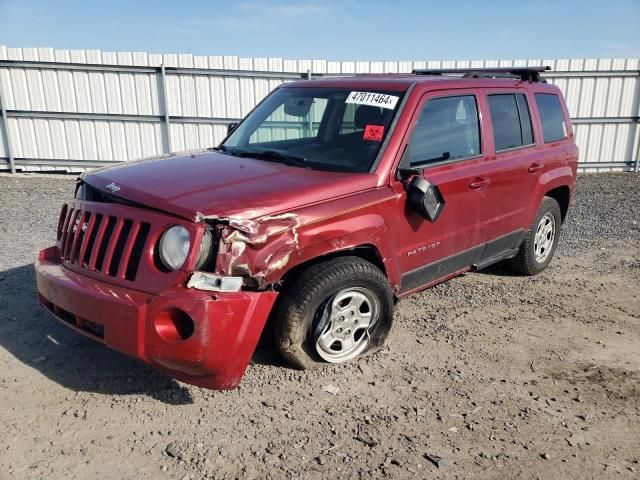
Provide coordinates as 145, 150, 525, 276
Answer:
0, 172, 638, 480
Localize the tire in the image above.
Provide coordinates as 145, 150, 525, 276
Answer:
508, 196, 562, 275
274, 256, 394, 369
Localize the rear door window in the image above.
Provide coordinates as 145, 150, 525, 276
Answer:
406, 95, 481, 166
535, 93, 567, 143
487, 94, 535, 151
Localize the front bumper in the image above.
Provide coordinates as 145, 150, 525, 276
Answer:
35, 246, 278, 389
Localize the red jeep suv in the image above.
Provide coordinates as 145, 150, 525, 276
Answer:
35, 67, 578, 389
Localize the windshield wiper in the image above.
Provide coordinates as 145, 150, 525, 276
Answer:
245, 150, 311, 169
208, 145, 244, 156
209, 146, 310, 169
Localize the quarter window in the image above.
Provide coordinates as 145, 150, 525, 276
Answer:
487, 94, 535, 151
406, 95, 481, 166
535, 93, 567, 143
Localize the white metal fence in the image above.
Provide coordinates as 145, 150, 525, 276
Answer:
0, 46, 638, 173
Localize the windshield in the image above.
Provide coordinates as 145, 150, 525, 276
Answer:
220, 87, 405, 173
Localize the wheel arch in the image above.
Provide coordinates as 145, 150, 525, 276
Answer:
544, 185, 571, 222
278, 244, 389, 291
530, 166, 575, 226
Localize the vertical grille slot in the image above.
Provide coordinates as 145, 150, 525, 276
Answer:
94, 216, 117, 272
107, 219, 133, 276
84, 213, 104, 268
59, 207, 74, 252
65, 210, 83, 261
125, 222, 150, 281
78, 213, 98, 267
101, 218, 125, 275
87, 215, 108, 270
61, 209, 79, 259
70, 212, 91, 264
117, 221, 141, 279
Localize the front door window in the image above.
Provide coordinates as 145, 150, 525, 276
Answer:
405, 95, 481, 166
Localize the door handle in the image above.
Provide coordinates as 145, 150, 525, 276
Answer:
528, 163, 544, 173
469, 177, 490, 189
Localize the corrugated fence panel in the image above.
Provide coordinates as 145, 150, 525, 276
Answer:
545, 57, 640, 172
0, 46, 638, 173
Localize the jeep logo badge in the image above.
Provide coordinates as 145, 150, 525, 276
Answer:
105, 182, 121, 193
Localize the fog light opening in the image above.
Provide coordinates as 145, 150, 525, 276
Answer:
154, 308, 195, 342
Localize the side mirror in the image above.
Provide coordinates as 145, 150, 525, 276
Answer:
227, 123, 238, 135
407, 176, 445, 222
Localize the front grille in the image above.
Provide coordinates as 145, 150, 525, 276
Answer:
59, 206, 150, 281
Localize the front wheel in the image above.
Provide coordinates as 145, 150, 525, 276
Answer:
508, 196, 562, 275
274, 256, 394, 369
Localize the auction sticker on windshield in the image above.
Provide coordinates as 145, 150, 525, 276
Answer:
346, 91, 399, 110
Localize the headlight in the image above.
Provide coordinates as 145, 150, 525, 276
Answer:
195, 229, 213, 269
158, 226, 190, 270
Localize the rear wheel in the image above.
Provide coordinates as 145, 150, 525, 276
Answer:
274, 256, 394, 369
508, 196, 562, 275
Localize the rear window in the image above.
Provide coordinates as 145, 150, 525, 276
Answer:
487, 94, 534, 151
406, 95, 481, 165
535, 93, 567, 143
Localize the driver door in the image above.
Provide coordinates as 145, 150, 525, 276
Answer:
392, 91, 494, 294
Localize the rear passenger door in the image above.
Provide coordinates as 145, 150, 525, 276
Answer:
482, 91, 540, 246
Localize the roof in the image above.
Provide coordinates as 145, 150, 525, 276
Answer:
284, 74, 555, 92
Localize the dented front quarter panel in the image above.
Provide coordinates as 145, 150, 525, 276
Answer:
201, 187, 403, 293
213, 213, 301, 286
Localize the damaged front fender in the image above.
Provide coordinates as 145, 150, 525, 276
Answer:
196, 212, 301, 289
192, 189, 401, 293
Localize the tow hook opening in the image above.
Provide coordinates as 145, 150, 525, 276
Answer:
154, 308, 195, 342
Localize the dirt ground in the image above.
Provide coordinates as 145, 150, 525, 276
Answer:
0, 172, 638, 480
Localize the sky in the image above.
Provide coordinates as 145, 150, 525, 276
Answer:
1, 0, 639, 61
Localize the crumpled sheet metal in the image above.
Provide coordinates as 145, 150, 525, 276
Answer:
196, 212, 301, 289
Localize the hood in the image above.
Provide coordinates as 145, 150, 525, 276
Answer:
82, 150, 378, 221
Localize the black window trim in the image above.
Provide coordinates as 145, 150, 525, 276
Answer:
534, 92, 569, 144
400, 92, 484, 170
486, 92, 537, 155
515, 93, 536, 147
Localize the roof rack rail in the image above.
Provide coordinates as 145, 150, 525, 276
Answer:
411, 66, 551, 82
